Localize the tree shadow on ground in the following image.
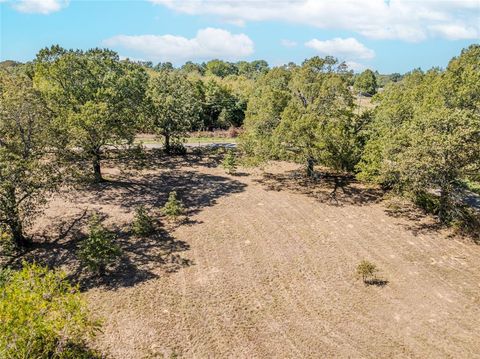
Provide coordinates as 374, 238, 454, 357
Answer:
10, 156, 246, 290
385, 200, 480, 244
15, 212, 193, 291
254, 169, 384, 206
77, 169, 247, 216
364, 278, 389, 287
107, 147, 226, 172
384, 199, 451, 237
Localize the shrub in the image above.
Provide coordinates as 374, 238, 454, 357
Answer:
222, 149, 237, 174
161, 191, 185, 219
78, 214, 121, 275
0, 262, 99, 358
132, 205, 155, 236
356, 260, 378, 283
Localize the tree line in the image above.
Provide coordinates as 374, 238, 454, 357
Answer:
241, 45, 480, 228
1, 44, 479, 249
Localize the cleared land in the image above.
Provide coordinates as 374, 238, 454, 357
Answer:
28, 151, 480, 358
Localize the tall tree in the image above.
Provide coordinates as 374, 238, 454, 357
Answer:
34, 46, 148, 182
273, 56, 358, 176
357, 46, 480, 221
0, 72, 59, 247
354, 69, 378, 96
205, 59, 238, 78
146, 71, 201, 153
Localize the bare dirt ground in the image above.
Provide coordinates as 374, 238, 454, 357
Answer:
28, 151, 480, 358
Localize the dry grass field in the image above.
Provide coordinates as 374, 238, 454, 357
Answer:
27, 150, 480, 358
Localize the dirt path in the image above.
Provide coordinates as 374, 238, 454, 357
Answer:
35, 158, 480, 358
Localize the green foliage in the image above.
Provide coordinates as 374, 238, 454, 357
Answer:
357, 46, 480, 222
132, 206, 155, 237
34, 46, 148, 182
354, 69, 378, 95
240, 67, 291, 163
0, 266, 12, 287
0, 71, 60, 247
414, 192, 440, 216
222, 149, 237, 174
200, 78, 246, 130
0, 262, 99, 358
146, 71, 201, 153
205, 59, 238, 78
356, 260, 378, 283
161, 191, 185, 219
78, 214, 121, 275
273, 57, 361, 174
240, 56, 366, 175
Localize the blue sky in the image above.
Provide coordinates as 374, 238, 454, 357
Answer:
1, 0, 479, 73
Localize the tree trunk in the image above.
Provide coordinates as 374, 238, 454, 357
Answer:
164, 133, 171, 154
92, 150, 103, 182
5, 187, 29, 247
306, 157, 315, 178
7, 215, 29, 248
438, 186, 451, 223
98, 264, 106, 277
11, 220, 27, 247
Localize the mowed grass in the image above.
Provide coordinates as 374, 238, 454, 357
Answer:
31, 155, 480, 358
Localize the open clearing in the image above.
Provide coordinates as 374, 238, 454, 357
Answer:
31, 152, 480, 358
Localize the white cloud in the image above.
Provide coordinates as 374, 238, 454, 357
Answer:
103, 28, 254, 62
11, 0, 68, 14
149, 0, 480, 42
305, 37, 375, 60
281, 39, 297, 48
429, 24, 479, 40
345, 61, 368, 72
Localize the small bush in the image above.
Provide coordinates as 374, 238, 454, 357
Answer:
132, 205, 155, 236
222, 149, 237, 174
78, 214, 121, 275
162, 191, 185, 219
0, 262, 99, 358
356, 260, 378, 283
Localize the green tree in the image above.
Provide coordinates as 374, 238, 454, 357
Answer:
0, 262, 99, 358
78, 214, 121, 276
240, 67, 291, 163
236, 60, 269, 79
0, 72, 59, 247
131, 205, 155, 237
181, 61, 205, 75
357, 46, 480, 222
34, 46, 148, 182
273, 56, 359, 176
222, 149, 237, 174
205, 59, 238, 78
200, 78, 244, 130
146, 71, 201, 153
154, 62, 174, 72
354, 69, 378, 96
161, 191, 185, 219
